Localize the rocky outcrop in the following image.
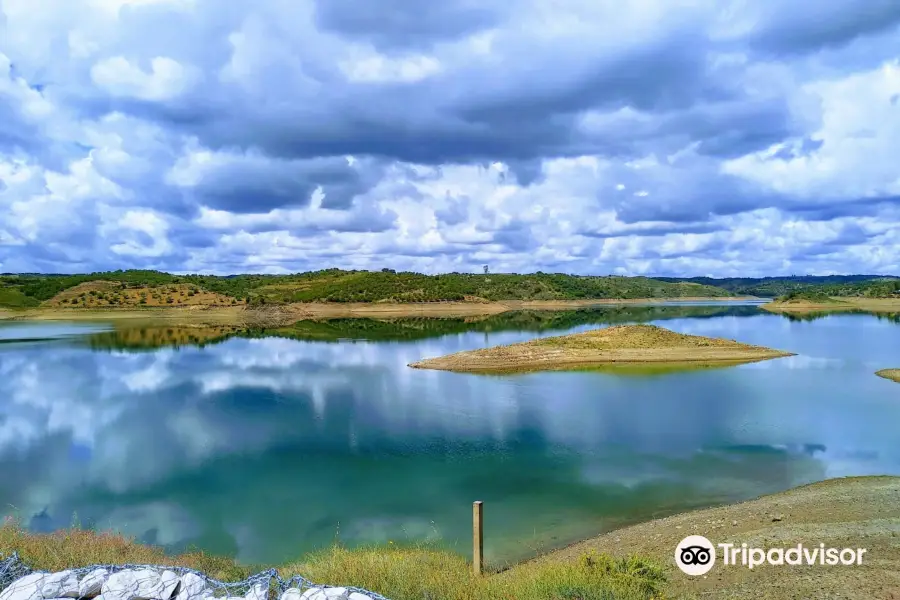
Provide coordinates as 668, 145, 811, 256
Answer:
0, 570, 378, 600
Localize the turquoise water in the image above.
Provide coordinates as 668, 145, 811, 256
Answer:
0, 304, 898, 566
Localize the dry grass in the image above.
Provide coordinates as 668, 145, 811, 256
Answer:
409, 324, 793, 374
283, 545, 665, 600
0, 519, 248, 582
43, 281, 241, 309
0, 520, 665, 600
532, 476, 900, 600
875, 369, 900, 383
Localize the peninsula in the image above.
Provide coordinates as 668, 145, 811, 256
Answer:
760, 297, 900, 314
876, 369, 900, 383
408, 324, 794, 373
760, 286, 900, 314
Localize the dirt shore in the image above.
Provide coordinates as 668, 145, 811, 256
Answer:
876, 369, 900, 383
0, 297, 757, 324
760, 297, 900, 314
408, 323, 794, 373
518, 476, 900, 599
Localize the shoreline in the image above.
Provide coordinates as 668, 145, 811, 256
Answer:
0, 296, 759, 324
518, 475, 900, 599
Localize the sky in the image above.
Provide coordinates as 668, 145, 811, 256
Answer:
0, 0, 899, 277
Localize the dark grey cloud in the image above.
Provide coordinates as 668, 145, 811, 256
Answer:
180, 156, 386, 213
51, 1, 795, 172
771, 137, 824, 161
789, 223, 882, 260
457, 27, 730, 121
435, 194, 469, 225
683, 98, 802, 159
786, 196, 900, 221
749, 1, 900, 56
579, 222, 723, 239
502, 159, 544, 187
312, 0, 503, 50
489, 220, 537, 252
600, 157, 783, 224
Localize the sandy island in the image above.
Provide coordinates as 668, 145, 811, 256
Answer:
408, 323, 794, 373
876, 369, 900, 383
761, 297, 900, 314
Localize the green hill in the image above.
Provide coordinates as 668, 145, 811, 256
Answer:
654, 275, 899, 298
0, 269, 732, 308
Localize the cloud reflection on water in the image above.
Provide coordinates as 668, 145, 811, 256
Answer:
0, 313, 898, 563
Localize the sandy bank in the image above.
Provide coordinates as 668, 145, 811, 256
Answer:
0, 297, 756, 324
761, 297, 900, 314
875, 369, 900, 383
519, 475, 900, 599
0, 306, 251, 325
408, 324, 793, 373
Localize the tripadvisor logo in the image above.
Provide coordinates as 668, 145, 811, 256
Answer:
675, 535, 716, 575
675, 536, 868, 575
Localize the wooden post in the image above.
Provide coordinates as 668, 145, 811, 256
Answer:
473, 501, 484, 576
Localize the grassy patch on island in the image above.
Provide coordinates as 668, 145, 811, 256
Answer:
875, 369, 900, 383
409, 324, 794, 373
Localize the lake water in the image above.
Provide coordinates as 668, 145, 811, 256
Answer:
1, 303, 899, 567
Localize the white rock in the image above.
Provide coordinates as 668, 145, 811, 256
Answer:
243, 583, 268, 600
347, 594, 372, 600
40, 571, 78, 599
155, 572, 180, 600
78, 570, 110, 599
101, 569, 179, 600
172, 574, 209, 600
0, 573, 46, 600
279, 589, 303, 600
102, 571, 147, 600
298, 590, 347, 600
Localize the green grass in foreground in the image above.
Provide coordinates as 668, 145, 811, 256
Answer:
0, 521, 666, 600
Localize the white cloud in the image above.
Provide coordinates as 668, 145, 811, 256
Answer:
0, 0, 899, 275
91, 56, 198, 101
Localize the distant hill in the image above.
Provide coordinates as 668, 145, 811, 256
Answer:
0, 269, 732, 308
653, 275, 898, 298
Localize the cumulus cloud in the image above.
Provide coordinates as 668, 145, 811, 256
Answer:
0, 0, 899, 275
